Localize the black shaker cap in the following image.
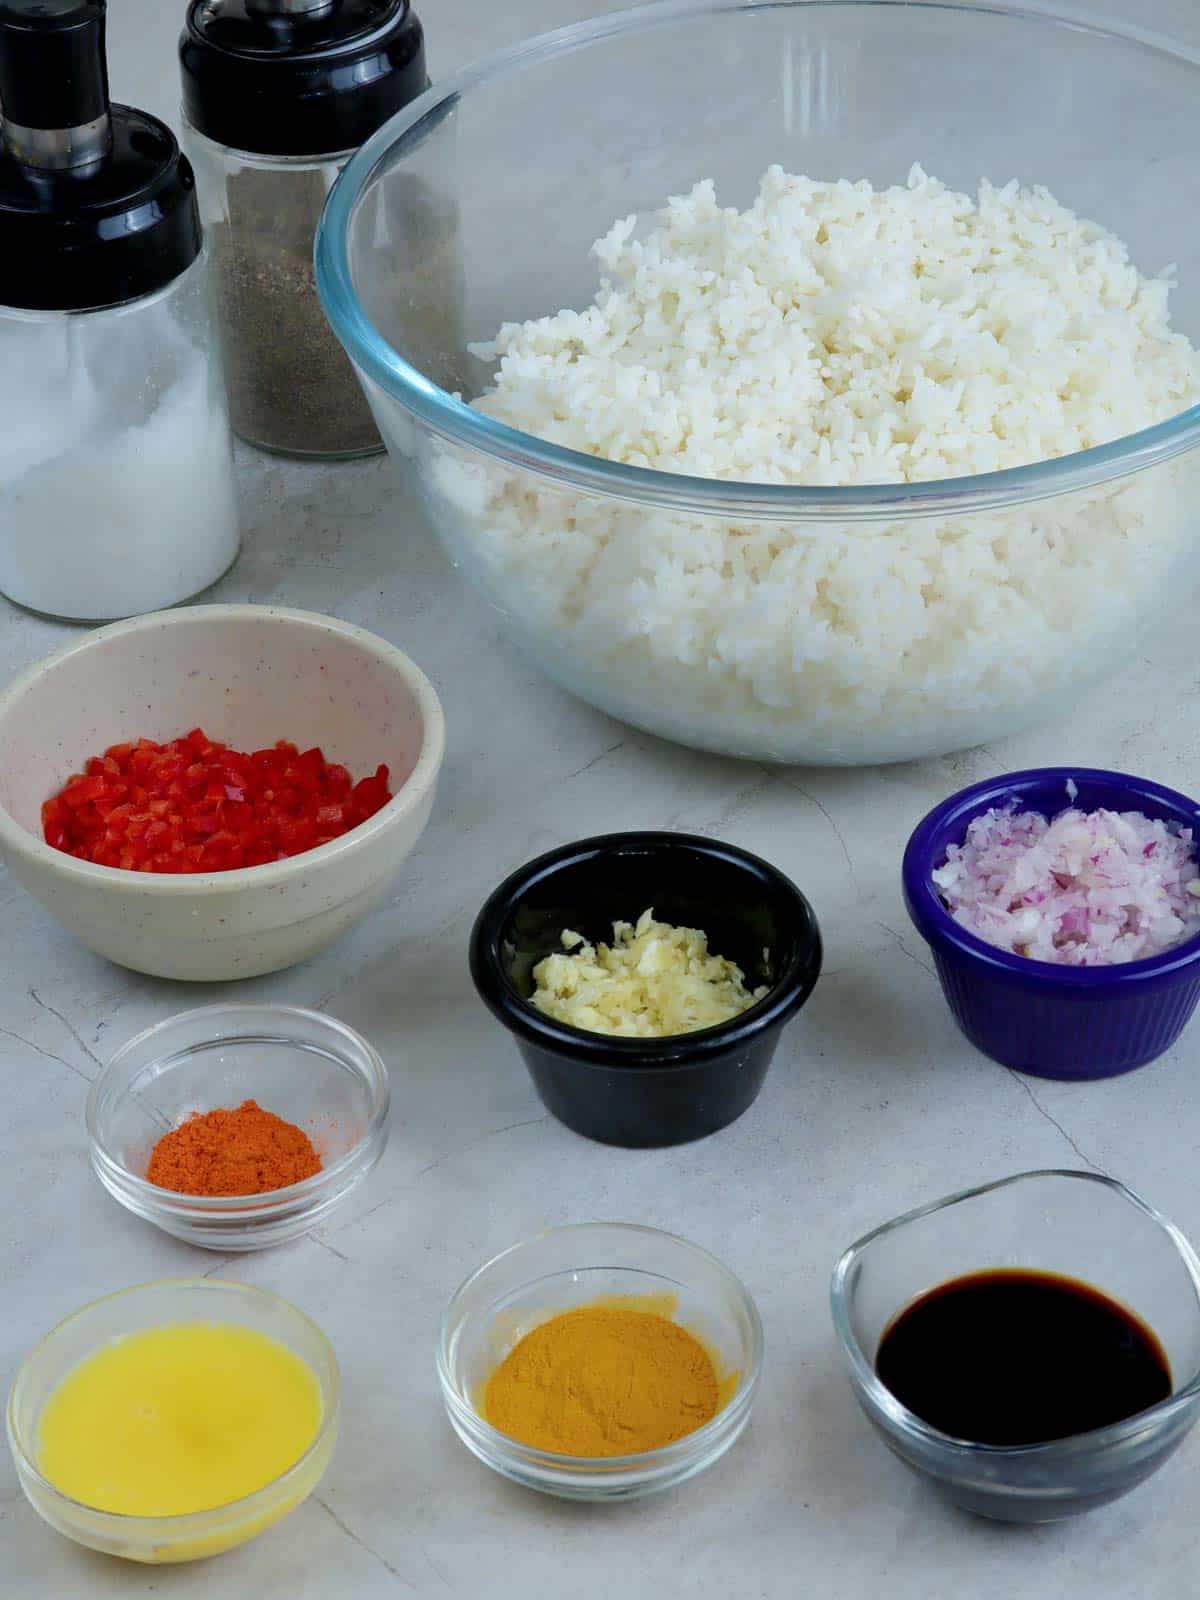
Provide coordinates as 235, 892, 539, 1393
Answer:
0, 0, 201, 311
180, 0, 427, 159
0, 0, 109, 131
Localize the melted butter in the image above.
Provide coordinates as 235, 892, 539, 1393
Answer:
37, 1321, 322, 1519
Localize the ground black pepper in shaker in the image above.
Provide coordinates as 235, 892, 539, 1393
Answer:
179, 0, 429, 459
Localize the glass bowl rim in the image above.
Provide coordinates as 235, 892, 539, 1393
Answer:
436, 1220, 765, 1473
468, 830, 823, 1066
829, 1168, 1200, 1458
86, 1002, 391, 1215
315, 0, 1200, 520
902, 766, 1200, 985
6, 1276, 340, 1527
0, 603, 446, 896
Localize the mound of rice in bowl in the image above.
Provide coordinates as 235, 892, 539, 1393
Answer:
429, 166, 1200, 763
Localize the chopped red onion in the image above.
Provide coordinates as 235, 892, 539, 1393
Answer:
933, 805, 1200, 965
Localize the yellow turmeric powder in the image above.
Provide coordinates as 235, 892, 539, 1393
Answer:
482, 1301, 722, 1457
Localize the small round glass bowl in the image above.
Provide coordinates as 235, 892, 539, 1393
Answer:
470, 832, 822, 1147
6, 1278, 339, 1563
87, 1003, 390, 1250
830, 1170, 1200, 1522
437, 1222, 764, 1501
903, 767, 1200, 1081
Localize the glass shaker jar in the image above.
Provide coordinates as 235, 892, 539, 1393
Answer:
180, 0, 427, 460
0, 0, 240, 624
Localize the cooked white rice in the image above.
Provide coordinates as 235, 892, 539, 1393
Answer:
429, 166, 1200, 762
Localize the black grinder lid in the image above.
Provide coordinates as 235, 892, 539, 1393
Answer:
180, 0, 426, 159
0, 0, 201, 312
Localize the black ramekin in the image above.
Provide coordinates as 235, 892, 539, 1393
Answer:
469, 832, 822, 1148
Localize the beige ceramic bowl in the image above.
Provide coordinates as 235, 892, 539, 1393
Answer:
0, 606, 444, 980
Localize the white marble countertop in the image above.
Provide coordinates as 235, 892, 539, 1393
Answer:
5, 1, 1200, 1594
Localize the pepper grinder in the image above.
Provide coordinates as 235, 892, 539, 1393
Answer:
180, 0, 432, 460
0, 0, 239, 623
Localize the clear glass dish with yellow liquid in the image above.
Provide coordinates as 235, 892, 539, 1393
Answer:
437, 1223, 764, 1501
6, 1278, 338, 1563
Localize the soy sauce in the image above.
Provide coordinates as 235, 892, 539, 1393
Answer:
874, 1270, 1172, 1447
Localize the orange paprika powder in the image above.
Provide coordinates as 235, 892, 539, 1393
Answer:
145, 1099, 322, 1196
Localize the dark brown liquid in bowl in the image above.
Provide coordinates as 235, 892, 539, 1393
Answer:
875, 1269, 1172, 1447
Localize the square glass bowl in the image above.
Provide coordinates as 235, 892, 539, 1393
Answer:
6, 1278, 339, 1563
87, 1003, 390, 1250
902, 767, 1200, 1080
437, 1222, 763, 1500
830, 1170, 1200, 1522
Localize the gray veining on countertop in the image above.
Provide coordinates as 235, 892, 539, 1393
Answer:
5, 1, 1200, 1594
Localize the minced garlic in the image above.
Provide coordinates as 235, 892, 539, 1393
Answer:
529, 909, 767, 1038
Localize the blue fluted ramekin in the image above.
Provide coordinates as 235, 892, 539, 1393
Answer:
903, 768, 1200, 1082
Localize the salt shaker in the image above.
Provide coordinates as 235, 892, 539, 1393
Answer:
0, 0, 240, 623
179, 0, 429, 460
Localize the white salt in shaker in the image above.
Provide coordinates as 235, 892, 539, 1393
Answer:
0, 0, 239, 622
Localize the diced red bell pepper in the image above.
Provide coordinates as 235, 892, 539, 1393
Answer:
42, 727, 392, 875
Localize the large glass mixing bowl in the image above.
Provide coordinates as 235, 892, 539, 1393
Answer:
317, 0, 1200, 765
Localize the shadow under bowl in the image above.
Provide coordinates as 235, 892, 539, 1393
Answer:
469, 831, 821, 1147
